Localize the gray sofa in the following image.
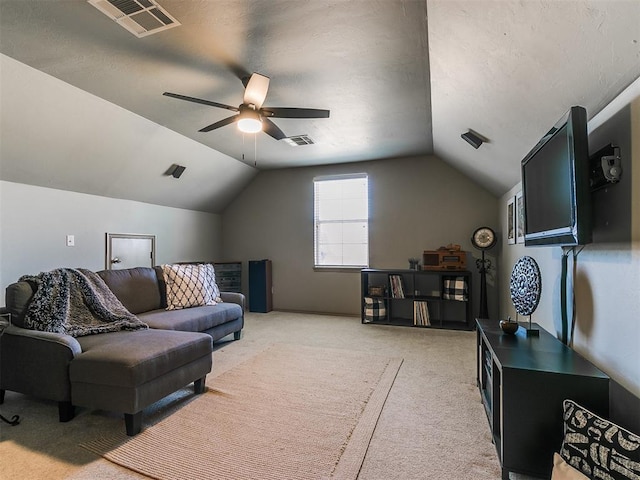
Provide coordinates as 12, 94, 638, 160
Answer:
0, 266, 245, 435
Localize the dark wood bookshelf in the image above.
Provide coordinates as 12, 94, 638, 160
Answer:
361, 269, 473, 330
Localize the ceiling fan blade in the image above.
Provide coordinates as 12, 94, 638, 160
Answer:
243, 73, 270, 109
199, 114, 238, 132
163, 92, 239, 112
261, 107, 330, 119
262, 118, 286, 140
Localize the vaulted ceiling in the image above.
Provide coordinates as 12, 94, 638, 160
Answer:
1, 0, 639, 213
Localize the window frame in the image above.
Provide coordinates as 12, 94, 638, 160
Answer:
313, 173, 369, 270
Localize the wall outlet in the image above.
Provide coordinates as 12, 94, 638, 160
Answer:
66, 235, 75, 247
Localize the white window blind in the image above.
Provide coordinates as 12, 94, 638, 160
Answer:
314, 174, 369, 268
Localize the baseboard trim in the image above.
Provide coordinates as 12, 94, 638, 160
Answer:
262, 308, 359, 318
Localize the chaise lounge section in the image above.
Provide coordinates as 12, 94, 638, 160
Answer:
70, 328, 212, 435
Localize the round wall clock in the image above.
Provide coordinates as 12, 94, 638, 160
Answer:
472, 227, 497, 250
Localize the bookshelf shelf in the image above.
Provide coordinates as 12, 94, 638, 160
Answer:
361, 268, 473, 330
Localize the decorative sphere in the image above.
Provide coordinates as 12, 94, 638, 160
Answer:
500, 319, 519, 335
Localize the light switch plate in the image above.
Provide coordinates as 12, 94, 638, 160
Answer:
66, 235, 75, 247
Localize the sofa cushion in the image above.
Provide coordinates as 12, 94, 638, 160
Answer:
97, 268, 162, 315
5, 281, 36, 328
72, 329, 212, 387
160, 264, 220, 310
139, 303, 243, 332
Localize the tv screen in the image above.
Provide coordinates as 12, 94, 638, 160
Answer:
521, 106, 592, 246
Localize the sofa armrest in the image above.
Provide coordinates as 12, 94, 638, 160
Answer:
3, 325, 82, 353
0, 325, 82, 402
220, 292, 246, 312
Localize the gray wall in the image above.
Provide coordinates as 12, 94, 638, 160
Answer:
221, 155, 499, 316
498, 81, 640, 398
0, 181, 221, 305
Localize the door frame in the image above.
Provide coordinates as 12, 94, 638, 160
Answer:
105, 233, 156, 270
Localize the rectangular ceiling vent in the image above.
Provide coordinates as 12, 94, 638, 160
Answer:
282, 135, 315, 146
88, 0, 180, 38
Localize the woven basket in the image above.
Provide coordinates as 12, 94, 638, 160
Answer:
368, 285, 386, 297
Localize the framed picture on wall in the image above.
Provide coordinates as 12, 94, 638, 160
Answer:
507, 196, 516, 245
516, 191, 525, 244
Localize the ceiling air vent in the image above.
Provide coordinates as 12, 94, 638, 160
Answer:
282, 135, 315, 146
88, 0, 180, 38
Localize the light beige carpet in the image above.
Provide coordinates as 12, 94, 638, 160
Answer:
81, 343, 403, 480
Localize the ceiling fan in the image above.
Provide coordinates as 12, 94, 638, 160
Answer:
163, 73, 330, 140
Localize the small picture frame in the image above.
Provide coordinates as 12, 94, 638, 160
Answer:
507, 196, 516, 245
516, 191, 525, 244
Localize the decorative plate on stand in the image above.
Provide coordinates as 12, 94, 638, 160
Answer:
510, 256, 541, 317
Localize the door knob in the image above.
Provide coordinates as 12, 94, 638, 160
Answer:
111, 257, 121, 264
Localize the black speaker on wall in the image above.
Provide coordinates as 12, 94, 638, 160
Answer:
249, 259, 272, 313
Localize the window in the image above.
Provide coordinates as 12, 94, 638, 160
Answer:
314, 174, 369, 268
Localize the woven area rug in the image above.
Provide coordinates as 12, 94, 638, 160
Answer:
81, 344, 403, 480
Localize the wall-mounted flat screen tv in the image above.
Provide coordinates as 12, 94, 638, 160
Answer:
521, 106, 592, 246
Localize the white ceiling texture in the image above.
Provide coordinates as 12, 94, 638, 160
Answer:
0, 0, 639, 213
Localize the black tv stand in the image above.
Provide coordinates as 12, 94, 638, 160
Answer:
476, 318, 609, 479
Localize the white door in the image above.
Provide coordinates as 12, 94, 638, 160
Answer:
106, 233, 156, 270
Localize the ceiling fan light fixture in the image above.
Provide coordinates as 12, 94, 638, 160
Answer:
237, 117, 262, 133
237, 108, 262, 133
163, 72, 329, 139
